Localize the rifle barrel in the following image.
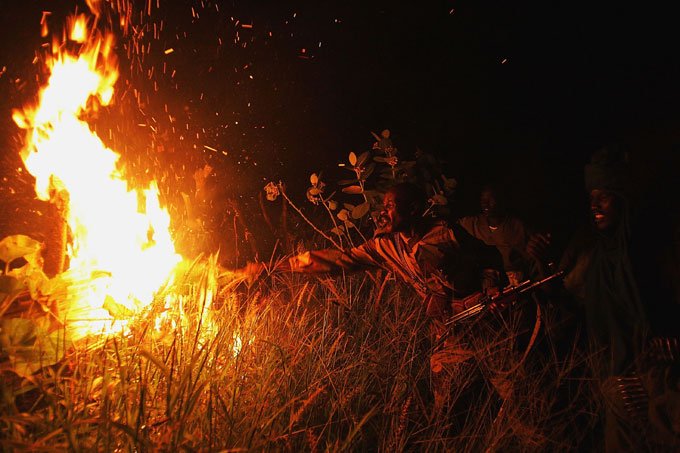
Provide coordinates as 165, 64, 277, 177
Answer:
445, 270, 564, 325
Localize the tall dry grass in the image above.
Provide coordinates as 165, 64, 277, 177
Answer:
0, 255, 597, 451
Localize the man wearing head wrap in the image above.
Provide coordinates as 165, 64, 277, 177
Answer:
557, 145, 680, 451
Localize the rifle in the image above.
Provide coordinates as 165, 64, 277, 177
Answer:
445, 270, 565, 325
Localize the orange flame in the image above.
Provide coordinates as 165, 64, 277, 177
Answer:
68, 14, 89, 43
13, 15, 181, 338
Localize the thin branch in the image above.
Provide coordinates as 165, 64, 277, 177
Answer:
277, 183, 343, 251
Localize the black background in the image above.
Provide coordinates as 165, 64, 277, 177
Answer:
1, 0, 679, 259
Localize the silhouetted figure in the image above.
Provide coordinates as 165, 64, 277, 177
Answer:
458, 184, 530, 286
555, 146, 680, 451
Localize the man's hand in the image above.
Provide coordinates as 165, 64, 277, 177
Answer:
289, 251, 312, 272
488, 288, 516, 312
233, 261, 265, 285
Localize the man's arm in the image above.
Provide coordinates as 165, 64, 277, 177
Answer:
289, 240, 384, 274
231, 240, 385, 284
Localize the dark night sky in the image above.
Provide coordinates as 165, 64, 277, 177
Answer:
1, 1, 679, 255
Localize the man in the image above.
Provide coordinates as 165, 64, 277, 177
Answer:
288, 182, 505, 415
289, 182, 504, 319
458, 184, 530, 286
556, 146, 680, 451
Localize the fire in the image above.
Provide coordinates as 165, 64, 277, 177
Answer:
13, 15, 181, 338
68, 14, 89, 43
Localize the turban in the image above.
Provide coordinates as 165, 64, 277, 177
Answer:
584, 144, 631, 193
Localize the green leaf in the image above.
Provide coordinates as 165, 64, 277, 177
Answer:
0, 275, 21, 295
337, 179, 358, 186
36, 329, 71, 370
348, 152, 357, 166
330, 226, 345, 236
362, 163, 376, 179
342, 185, 363, 195
1, 317, 36, 348
337, 209, 350, 222
310, 173, 319, 186
373, 156, 389, 163
0, 317, 71, 378
0, 236, 50, 302
0, 235, 43, 269
351, 202, 371, 219
343, 203, 356, 211
356, 151, 370, 167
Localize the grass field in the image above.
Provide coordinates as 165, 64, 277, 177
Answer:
1, 254, 597, 451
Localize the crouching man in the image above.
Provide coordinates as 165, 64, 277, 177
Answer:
288, 182, 504, 413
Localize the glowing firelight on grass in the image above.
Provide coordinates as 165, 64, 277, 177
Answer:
12, 14, 182, 338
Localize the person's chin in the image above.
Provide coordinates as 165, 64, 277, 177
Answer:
374, 224, 393, 236
593, 216, 612, 231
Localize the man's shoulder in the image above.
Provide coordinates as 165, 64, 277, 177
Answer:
366, 232, 405, 254
427, 219, 455, 232
422, 220, 458, 243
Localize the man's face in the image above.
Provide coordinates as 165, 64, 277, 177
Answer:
380, 192, 411, 233
590, 189, 621, 231
480, 189, 498, 217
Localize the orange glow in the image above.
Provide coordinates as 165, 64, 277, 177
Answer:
13, 15, 181, 339
69, 14, 89, 43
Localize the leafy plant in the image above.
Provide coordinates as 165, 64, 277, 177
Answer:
0, 235, 72, 379
265, 129, 459, 248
